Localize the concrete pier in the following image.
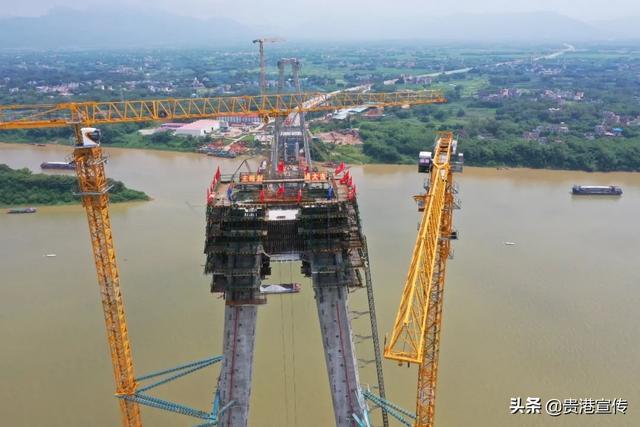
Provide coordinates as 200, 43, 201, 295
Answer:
216, 305, 258, 427
312, 254, 367, 427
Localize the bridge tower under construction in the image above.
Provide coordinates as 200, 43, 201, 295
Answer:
203, 58, 384, 427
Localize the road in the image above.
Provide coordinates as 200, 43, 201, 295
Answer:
291, 44, 577, 125
383, 43, 576, 85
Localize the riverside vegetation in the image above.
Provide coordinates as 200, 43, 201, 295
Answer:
0, 164, 149, 206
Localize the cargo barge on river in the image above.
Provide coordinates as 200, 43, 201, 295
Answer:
572, 185, 623, 196
7, 207, 37, 214
40, 161, 75, 170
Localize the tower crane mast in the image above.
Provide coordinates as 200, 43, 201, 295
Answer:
72, 125, 142, 426
384, 131, 458, 427
252, 37, 284, 94
0, 90, 446, 427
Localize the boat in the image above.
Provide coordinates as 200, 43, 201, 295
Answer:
7, 207, 37, 214
504, 241, 516, 246
259, 283, 301, 294
41, 161, 75, 170
206, 150, 237, 159
572, 185, 622, 196
44, 254, 57, 257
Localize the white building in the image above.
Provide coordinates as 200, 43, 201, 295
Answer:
174, 120, 221, 137
332, 106, 370, 120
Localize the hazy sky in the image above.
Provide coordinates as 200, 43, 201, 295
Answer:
2, 0, 639, 23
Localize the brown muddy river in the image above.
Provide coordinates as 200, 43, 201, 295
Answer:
1, 142, 639, 426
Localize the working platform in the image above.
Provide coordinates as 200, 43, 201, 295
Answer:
205, 166, 364, 300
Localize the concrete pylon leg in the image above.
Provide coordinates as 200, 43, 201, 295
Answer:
217, 304, 258, 427
312, 253, 367, 426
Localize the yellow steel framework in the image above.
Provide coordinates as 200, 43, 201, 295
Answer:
72, 124, 142, 427
0, 90, 445, 129
384, 131, 456, 427
0, 90, 446, 427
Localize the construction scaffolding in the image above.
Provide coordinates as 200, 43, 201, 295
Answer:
204, 166, 375, 425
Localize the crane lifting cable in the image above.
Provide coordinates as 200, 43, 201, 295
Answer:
289, 289, 299, 426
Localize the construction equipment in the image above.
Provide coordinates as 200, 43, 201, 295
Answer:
0, 91, 445, 130
0, 90, 446, 427
384, 131, 460, 427
272, 57, 311, 173
72, 125, 142, 427
252, 37, 284, 93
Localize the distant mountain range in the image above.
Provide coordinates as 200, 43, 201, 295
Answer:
1, 8, 639, 48
0, 7, 254, 48
296, 11, 640, 42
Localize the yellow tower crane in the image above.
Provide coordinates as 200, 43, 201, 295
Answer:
0, 90, 446, 427
384, 131, 458, 427
72, 124, 142, 427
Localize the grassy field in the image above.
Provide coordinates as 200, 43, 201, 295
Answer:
107, 134, 197, 152
329, 145, 370, 164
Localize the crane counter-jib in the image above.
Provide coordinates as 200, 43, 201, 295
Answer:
0, 91, 446, 129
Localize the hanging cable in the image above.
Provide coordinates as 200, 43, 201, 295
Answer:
279, 264, 291, 426
289, 262, 299, 426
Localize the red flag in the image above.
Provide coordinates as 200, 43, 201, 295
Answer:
277, 160, 285, 174
334, 161, 345, 175
297, 189, 302, 202
347, 177, 353, 188
259, 188, 265, 203
340, 170, 351, 184
215, 166, 221, 182
277, 184, 285, 196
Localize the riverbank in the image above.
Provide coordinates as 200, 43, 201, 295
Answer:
3, 138, 640, 173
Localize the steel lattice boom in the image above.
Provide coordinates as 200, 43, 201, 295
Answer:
384, 131, 457, 427
72, 127, 142, 427
0, 91, 445, 129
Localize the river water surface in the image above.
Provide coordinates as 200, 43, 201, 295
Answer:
1, 142, 639, 426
